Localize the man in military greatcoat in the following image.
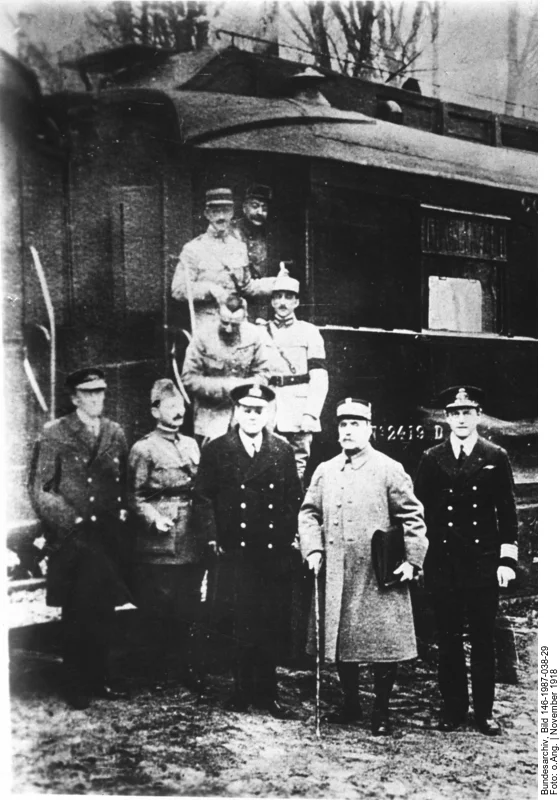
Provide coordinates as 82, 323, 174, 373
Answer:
192, 382, 302, 718
263, 270, 328, 483
29, 368, 133, 710
181, 294, 271, 443
171, 187, 275, 334
299, 398, 428, 736
128, 379, 204, 691
414, 386, 518, 736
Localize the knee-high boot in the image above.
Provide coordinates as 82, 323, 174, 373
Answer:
325, 662, 362, 723
371, 662, 398, 735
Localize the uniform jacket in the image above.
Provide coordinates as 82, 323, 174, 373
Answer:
299, 444, 428, 663
181, 321, 272, 440
29, 412, 130, 608
231, 217, 269, 277
264, 318, 328, 433
193, 427, 301, 554
172, 229, 275, 326
414, 436, 518, 590
128, 428, 201, 565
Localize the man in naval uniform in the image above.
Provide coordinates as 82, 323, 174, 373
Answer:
264, 271, 328, 483
171, 187, 275, 334
29, 368, 132, 709
299, 398, 428, 736
193, 382, 302, 718
128, 379, 204, 691
414, 385, 518, 736
181, 294, 271, 443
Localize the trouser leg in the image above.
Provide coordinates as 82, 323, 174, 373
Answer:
373, 662, 398, 712
433, 589, 469, 720
253, 652, 278, 703
466, 586, 499, 721
337, 661, 361, 708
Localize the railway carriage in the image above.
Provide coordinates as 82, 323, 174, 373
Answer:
1, 47, 537, 588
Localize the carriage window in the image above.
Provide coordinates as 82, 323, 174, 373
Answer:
422, 208, 508, 334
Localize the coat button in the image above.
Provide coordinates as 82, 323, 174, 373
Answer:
473, 503, 478, 508
241, 523, 246, 528
448, 522, 453, 527
443, 539, 447, 544
473, 486, 477, 491
447, 506, 453, 511
117, 497, 122, 502
89, 496, 95, 502
473, 521, 478, 526
113, 458, 119, 464
337, 502, 342, 507
269, 483, 274, 489
268, 543, 273, 549
268, 504, 273, 509
241, 503, 247, 509
75, 517, 83, 524
241, 484, 245, 490
87, 478, 92, 484
241, 541, 246, 547
91, 515, 97, 522
329, 538, 334, 544
475, 539, 480, 543
334, 521, 339, 526
269, 523, 274, 529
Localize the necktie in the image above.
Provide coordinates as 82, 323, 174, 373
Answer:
457, 445, 466, 467
250, 442, 257, 458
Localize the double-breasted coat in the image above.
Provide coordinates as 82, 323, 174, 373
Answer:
193, 427, 302, 659
299, 444, 428, 664
414, 436, 518, 590
29, 413, 132, 610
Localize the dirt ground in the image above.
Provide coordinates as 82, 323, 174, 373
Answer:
9, 592, 538, 799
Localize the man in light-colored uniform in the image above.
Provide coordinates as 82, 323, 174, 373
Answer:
264, 272, 328, 482
172, 187, 274, 334
299, 398, 428, 736
181, 294, 271, 443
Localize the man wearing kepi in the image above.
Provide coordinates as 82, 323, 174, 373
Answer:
414, 386, 518, 737
299, 398, 428, 735
29, 368, 132, 710
128, 379, 203, 691
172, 187, 274, 334
193, 382, 302, 718
265, 270, 328, 483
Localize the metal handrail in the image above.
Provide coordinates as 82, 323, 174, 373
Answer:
29, 246, 56, 420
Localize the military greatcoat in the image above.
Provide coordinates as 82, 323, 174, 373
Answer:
193, 427, 302, 659
299, 444, 428, 663
29, 412, 131, 609
414, 436, 518, 590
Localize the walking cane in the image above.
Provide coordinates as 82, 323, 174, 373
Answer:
314, 567, 321, 739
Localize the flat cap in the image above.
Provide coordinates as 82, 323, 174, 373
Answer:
66, 367, 107, 392
205, 187, 234, 207
245, 183, 272, 203
439, 385, 484, 410
336, 397, 372, 421
231, 382, 275, 407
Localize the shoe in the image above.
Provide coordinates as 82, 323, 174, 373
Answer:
66, 688, 91, 710
92, 684, 130, 701
265, 700, 297, 720
438, 715, 465, 732
225, 693, 250, 712
370, 709, 392, 736
182, 669, 205, 694
324, 704, 363, 724
476, 717, 501, 736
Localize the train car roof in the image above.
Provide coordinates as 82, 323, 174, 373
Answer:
166, 90, 537, 195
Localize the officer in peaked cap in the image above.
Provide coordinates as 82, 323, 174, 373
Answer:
193, 380, 301, 718
299, 395, 427, 736
415, 384, 518, 736
29, 366, 132, 709
263, 267, 329, 483
172, 186, 276, 334
128, 379, 204, 692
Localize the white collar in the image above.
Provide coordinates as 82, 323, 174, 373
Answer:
450, 431, 478, 458
239, 429, 263, 457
